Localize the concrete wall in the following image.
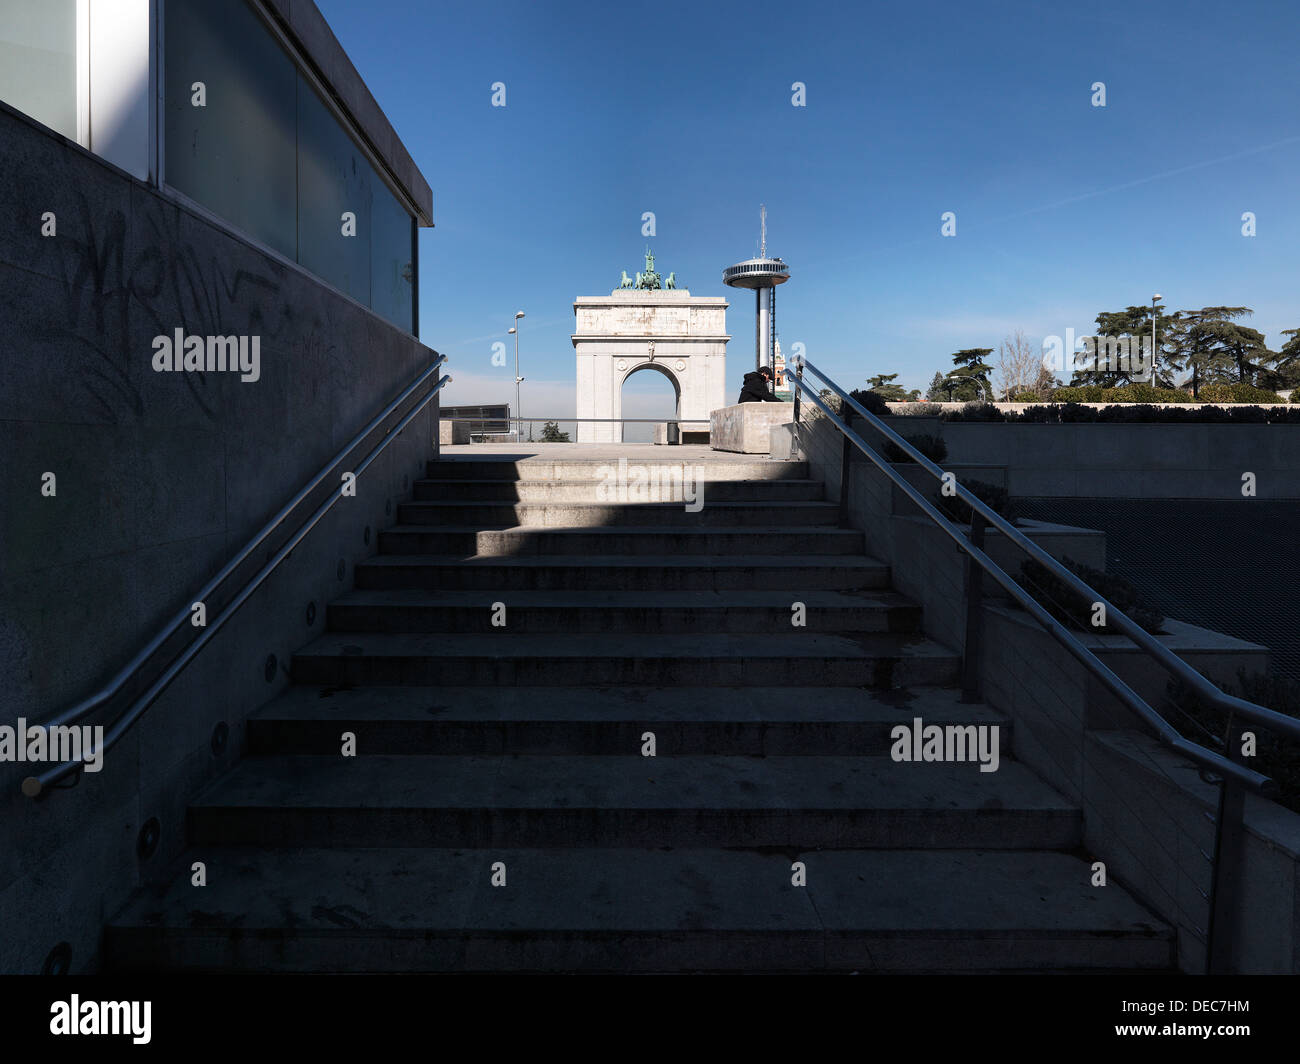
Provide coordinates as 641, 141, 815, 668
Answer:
711, 403, 793, 454
980, 608, 1296, 972
884, 417, 1300, 499
794, 414, 1300, 972
0, 102, 439, 972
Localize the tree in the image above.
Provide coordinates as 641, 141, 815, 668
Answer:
924, 372, 948, 402
1268, 329, 1300, 390
1177, 307, 1253, 396
1071, 305, 1182, 387
864, 373, 920, 402
993, 329, 1039, 399
1206, 320, 1271, 385
1031, 361, 1059, 397
944, 348, 993, 402
540, 420, 571, 442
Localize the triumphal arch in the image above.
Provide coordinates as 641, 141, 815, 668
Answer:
572, 250, 729, 443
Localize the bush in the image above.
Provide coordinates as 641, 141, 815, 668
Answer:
882, 433, 947, 463
1106, 384, 1194, 404
891, 402, 944, 417
1093, 403, 1162, 423
1197, 383, 1233, 404
802, 388, 840, 421
1049, 385, 1102, 403
1019, 556, 1165, 635
937, 478, 1014, 525
1006, 403, 1300, 425
1169, 672, 1300, 815
1059, 402, 1099, 422
1011, 390, 1041, 402
847, 389, 891, 417
941, 402, 1004, 422
1050, 384, 1193, 404
1198, 381, 1286, 404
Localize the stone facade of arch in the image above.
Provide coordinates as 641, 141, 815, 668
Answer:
572, 290, 729, 443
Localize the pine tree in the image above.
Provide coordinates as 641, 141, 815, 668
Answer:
1178, 307, 1253, 396
944, 348, 993, 401
1269, 329, 1300, 390
865, 373, 911, 401
1077, 305, 1183, 388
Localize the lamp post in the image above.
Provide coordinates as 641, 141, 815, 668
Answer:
1151, 294, 1162, 387
509, 311, 525, 440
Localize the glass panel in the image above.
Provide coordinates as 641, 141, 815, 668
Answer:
297, 72, 371, 306
164, 0, 297, 260
0, 0, 78, 139
162, 0, 417, 333
371, 181, 415, 332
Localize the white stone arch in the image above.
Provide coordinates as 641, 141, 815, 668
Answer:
616, 361, 681, 443
573, 290, 729, 443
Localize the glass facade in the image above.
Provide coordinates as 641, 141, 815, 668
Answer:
370, 170, 416, 332
164, 0, 297, 260
164, 0, 416, 332
0, 0, 79, 140
297, 74, 372, 306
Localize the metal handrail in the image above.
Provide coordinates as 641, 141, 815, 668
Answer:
438, 417, 717, 423
23, 355, 450, 797
787, 357, 1299, 786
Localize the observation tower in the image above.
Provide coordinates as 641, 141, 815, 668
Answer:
722, 205, 790, 372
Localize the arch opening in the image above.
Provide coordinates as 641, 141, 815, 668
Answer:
619, 363, 681, 443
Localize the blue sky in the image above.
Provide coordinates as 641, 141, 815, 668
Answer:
321, 0, 1300, 424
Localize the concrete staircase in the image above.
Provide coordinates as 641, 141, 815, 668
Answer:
105, 454, 1174, 972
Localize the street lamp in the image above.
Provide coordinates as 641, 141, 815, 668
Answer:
1150, 294, 1162, 387
509, 311, 525, 440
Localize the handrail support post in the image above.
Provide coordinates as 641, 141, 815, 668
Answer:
960, 512, 987, 703
838, 432, 852, 528
788, 359, 802, 461
1206, 716, 1248, 974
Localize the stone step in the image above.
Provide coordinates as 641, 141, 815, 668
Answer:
104, 847, 1174, 973
354, 554, 890, 591
247, 685, 1003, 755
414, 478, 827, 502
395, 500, 841, 528
377, 525, 865, 557
325, 588, 922, 634
289, 632, 959, 687
187, 755, 1075, 850
425, 458, 809, 481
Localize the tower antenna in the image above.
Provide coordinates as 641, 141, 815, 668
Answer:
760, 204, 767, 258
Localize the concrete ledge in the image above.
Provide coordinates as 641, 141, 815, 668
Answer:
711, 403, 794, 453
439, 420, 470, 445
768, 422, 798, 459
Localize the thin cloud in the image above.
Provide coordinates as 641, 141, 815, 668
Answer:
981, 134, 1300, 228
